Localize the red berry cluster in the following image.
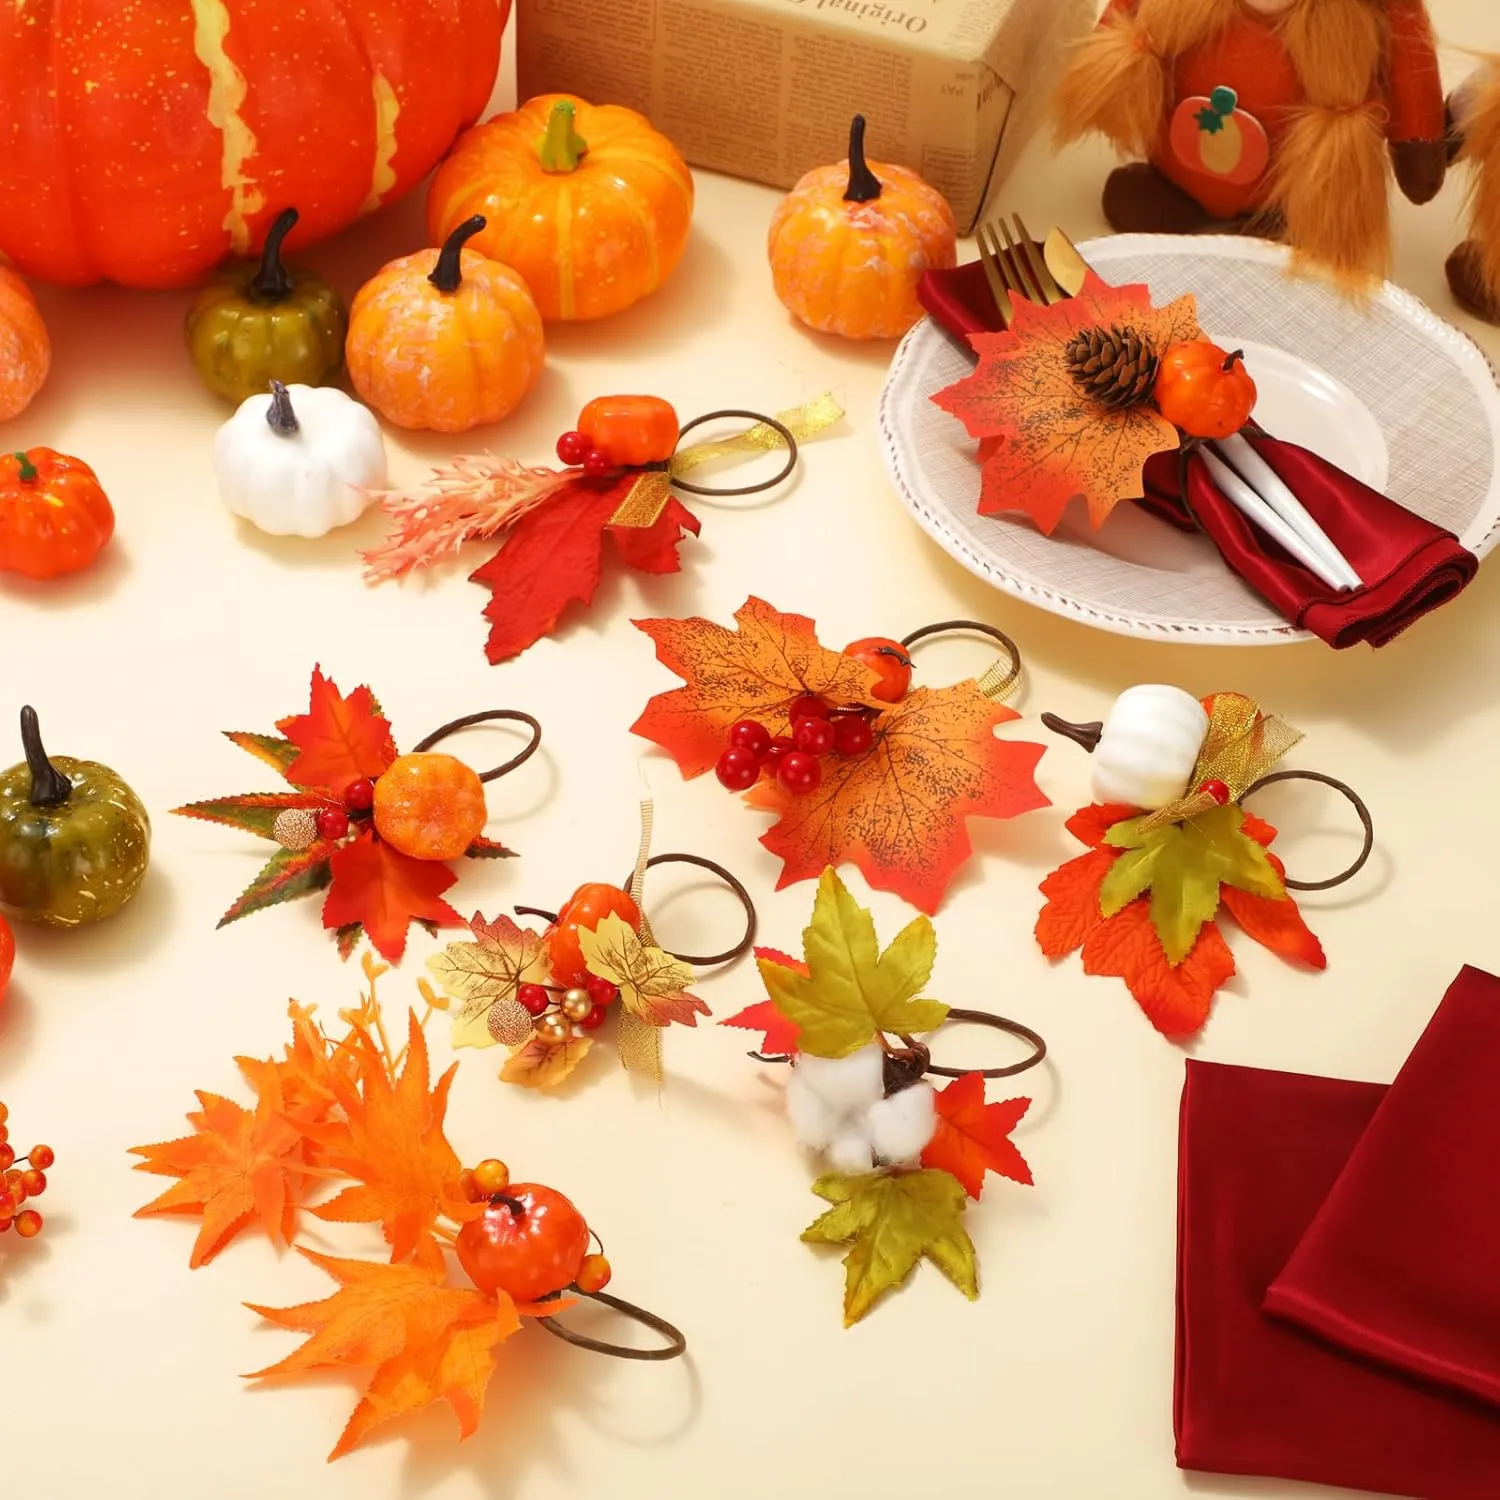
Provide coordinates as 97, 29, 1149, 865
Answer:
0, 1102, 52, 1242
555, 429, 616, 480
715, 696, 876, 798
517, 973, 619, 1038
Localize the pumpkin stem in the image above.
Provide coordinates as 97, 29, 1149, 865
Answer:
1040, 713, 1103, 753
19, 707, 71, 809
843, 114, 882, 203
266, 381, 300, 437
538, 100, 589, 173
429, 215, 487, 294
491, 1193, 527, 1220
11, 451, 37, 484
249, 207, 299, 302
1223, 349, 1246, 373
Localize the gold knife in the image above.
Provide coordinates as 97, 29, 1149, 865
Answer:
1043, 227, 1090, 298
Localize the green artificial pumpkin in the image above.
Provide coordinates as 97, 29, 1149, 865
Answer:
0, 707, 150, 927
184, 207, 348, 405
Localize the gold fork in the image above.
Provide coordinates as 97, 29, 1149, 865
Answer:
974, 224, 1015, 327
994, 215, 1066, 305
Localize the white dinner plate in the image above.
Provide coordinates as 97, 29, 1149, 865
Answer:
877, 234, 1500, 644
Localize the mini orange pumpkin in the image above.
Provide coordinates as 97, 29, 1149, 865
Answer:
577, 395, 680, 467
767, 115, 957, 341
428, 95, 694, 322
0, 448, 114, 580
0, 269, 49, 422
1155, 341, 1258, 440
345, 216, 545, 433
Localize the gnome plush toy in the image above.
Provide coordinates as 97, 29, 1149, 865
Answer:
1446, 60, 1500, 324
1053, 0, 1448, 284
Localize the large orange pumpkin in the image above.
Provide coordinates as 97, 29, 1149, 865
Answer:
0, 0, 508, 289
428, 95, 694, 321
0, 269, 48, 421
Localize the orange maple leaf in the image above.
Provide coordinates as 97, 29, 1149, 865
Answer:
321, 832, 463, 963
304, 1011, 470, 1261
247, 1247, 521, 1461
721, 948, 806, 1052
278, 666, 398, 796
932, 272, 1201, 533
920, 1072, 1034, 1199
744, 681, 1048, 913
632, 596, 886, 778
131, 1064, 313, 1268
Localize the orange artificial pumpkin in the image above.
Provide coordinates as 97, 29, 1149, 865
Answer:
0, 449, 114, 581
1154, 341, 1258, 440
0, 270, 48, 422
577, 396, 680, 467
372, 753, 487, 862
546, 882, 641, 987
345, 216, 545, 433
767, 115, 957, 341
428, 95, 694, 322
1167, 86, 1271, 190
0, 0, 507, 288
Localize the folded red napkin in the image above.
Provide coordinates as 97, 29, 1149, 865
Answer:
1177, 1058, 1500, 1498
919, 263, 1478, 648
1265, 966, 1500, 1408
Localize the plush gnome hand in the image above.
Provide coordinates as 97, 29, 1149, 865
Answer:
786, 1045, 937, 1174
1446, 59, 1500, 325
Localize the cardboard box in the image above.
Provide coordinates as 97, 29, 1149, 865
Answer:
515, 0, 1094, 232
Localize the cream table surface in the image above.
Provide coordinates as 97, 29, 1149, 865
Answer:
4, 5, 1500, 1498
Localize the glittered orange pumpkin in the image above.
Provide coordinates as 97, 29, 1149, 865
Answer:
428, 95, 694, 322
345, 216, 545, 433
0, 269, 49, 422
767, 115, 957, 341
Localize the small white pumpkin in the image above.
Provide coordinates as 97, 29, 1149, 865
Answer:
213, 380, 387, 537
1092, 685, 1209, 811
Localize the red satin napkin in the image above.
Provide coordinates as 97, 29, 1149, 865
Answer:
1177, 1057, 1500, 1497
918, 263, 1478, 648
1265, 966, 1500, 1409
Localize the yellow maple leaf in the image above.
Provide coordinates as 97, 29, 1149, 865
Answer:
578, 912, 710, 1027
500, 1033, 595, 1090
427, 913, 549, 1050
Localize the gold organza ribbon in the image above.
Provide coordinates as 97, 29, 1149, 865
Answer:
1138, 693, 1304, 832
607, 393, 846, 530
977, 653, 1021, 703
617, 799, 663, 1082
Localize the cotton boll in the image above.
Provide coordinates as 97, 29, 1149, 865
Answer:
866, 1082, 937, 1165
828, 1129, 875, 1175
793, 1044, 885, 1114
785, 1068, 842, 1151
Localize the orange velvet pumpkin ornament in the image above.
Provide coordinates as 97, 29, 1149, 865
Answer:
0, 448, 114, 580
346, 216, 545, 433
428, 95, 694, 322
0, 269, 49, 422
767, 115, 957, 341
1154, 340, 1258, 440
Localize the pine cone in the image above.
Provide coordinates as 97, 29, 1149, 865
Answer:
1066, 325, 1159, 409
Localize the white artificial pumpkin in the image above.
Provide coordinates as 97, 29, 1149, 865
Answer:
1091, 684, 1210, 811
213, 380, 387, 538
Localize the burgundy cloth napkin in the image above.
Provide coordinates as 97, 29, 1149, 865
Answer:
919, 263, 1478, 648
1177, 1057, 1500, 1497
1265, 965, 1500, 1408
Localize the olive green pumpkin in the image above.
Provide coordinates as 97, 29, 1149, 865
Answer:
184, 207, 348, 405
0, 707, 150, 927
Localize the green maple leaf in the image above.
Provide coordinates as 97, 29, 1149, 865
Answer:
757, 868, 947, 1058
219, 846, 333, 927
224, 730, 301, 775
803, 1170, 977, 1325
1099, 803, 1285, 965
174, 792, 327, 841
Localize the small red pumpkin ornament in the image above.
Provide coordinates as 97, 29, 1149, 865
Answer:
0, 448, 114, 580
1154, 340, 1257, 440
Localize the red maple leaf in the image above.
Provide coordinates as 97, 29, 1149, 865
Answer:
321, 833, 463, 963
720, 947, 806, 1052
920, 1072, 1033, 1200
472, 478, 701, 664
278, 667, 397, 797
931, 273, 1201, 533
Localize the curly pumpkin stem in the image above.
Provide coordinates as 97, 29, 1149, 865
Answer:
843, 114, 882, 203
1040, 713, 1103, 752
429, 215, 487, 294
11, 451, 37, 483
249, 207, 299, 302
19, 706, 71, 808
1223, 349, 1246, 373
266, 380, 300, 436
538, 100, 589, 173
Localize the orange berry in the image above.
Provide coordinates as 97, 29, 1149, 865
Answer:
0, 1144, 12, 1172
372, 753, 487, 862
459, 1169, 480, 1203
472, 1158, 511, 1195
5, 1172, 24, 1203
0, 1101, 8, 1126
14, 1208, 41, 1238
19, 1169, 44, 1197
0, 1189, 14, 1217
27, 1145, 53, 1170
575, 1252, 612, 1293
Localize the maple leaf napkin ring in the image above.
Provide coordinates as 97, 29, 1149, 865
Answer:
131, 962, 683, 1462
722, 868, 1047, 1326
427, 801, 758, 1089
631, 596, 1049, 913
1035, 686, 1375, 1040
174, 666, 545, 963
361, 393, 844, 663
